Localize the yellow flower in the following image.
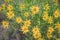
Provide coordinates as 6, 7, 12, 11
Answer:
53, 0, 58, 5
44, 4, 50, 10
30, 6, 39, 15
0, 3, 5, 11
21, 25, 29, 34
0, 7, 2, 11
6, 11, 14, 19
38, 38, 44, 40
32, 26, 41, 39
42, 15, 48, 21
33, 33, 41, 39
54, 9, 60, 18
24, 20, 31, 27
32, 26, 40, 33
48, 27, 54, 34
48, 16, 53, 24
16, 17, 22, 24
7, 4, 13, 11
24, 12, 29, 17
42, 11, 49, 21
56, 38, 60, 40
20, 4, 25, 9
58, 28, 60, 34
2, 20, 9, 29
55, 22, 60, 33
4, 0, 11, 2
47, 33, 52, 39
55, 22, 60, 29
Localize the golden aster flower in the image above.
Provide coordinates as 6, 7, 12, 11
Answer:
58, 28, 60, 34
48, 16, 53, 24
2, 20, 9, 29
38, 38, 45, 40
7, 4, 13, 11
21, 25, 29, 34
0, 3, 5, 11
30, 6, 39, 15
42, 11, 49, 21
4, 0, 11, 2
32, 26, 40, 33
48, 27, 54, 34
0, 7, 2, 11
55, 22, 60, 29
56, 38, 60, 40
42, 15, 48, 21
53, 0, 58, 6
16, 17, 22, 24
54, 9, 60, 18
44, 4, 50, 10
20, 4, 25, 9
6, 11, 14, 19
47, 33, 52, 39
24, 20, 31, 27
55, 22, 60, 33
33, 33, 41, 39
24, 12, 29, 17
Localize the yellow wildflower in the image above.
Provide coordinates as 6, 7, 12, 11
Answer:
47, 33, 52, 39
42, 15, 48, 21
24, 12, 29, 17
58, 28, 60, 34
54, 9, 60, 18
42, 11, 49, 21
55, 22, 60, 29
38, 38, 44, 40
7, 4, 13, 11
6, 11, 14, 19
2, 20, 9, 29
32, 25, 41, 39
56, 38, 60, 40
20, 4, 25, 9
24, 20, 31, 27
0, 7, 2, 11
48, 27, 54, 34
48, 16, 53, 24
44, 4, 50, 10
16, 17, 22, 24
53, 0, 58, 5
0, 3, 5, 11
4, 0, 11, 2
21, 25, 29, 34
30, 6, 39, 15
32, 26, 40, 33
33, 33, 41, 39
55, 22, 60, 33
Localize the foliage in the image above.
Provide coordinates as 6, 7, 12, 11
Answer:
0, 0, 60, 40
